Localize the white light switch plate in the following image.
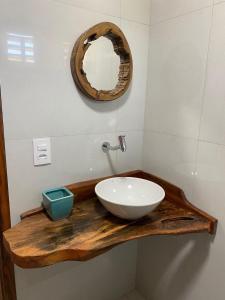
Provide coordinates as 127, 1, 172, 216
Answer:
33, 138, 51, 166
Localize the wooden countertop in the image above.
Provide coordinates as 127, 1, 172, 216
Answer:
3, 171, 217, 269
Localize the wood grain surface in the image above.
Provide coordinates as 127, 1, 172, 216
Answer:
3, 171, 217, 269
71, 22, 133, 101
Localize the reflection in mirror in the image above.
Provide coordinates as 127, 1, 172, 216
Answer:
83, 37, 120, 91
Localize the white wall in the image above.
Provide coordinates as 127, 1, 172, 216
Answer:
139, 1, 225, 299
0, 0, 151, 299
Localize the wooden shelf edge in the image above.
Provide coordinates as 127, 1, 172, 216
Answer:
3, 225, 211, 269
3, 170, 217, 269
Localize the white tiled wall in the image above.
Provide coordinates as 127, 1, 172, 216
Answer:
121, 0, 151, 25
145, 7, 211, 140
0, 0, 149, 223
16, 242, 137, 300
0, 1, 150, 300
140, 1, 225, 300
2, 0, 225, 299
150, 0, 212, 25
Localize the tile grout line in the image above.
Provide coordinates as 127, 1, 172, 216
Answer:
5, 130, 144, 143
116, 0, 150, 171
145, 129, 225, 147
194, 4, 215, 177
53, 0, 150, 26
149, 3, 213, 27
115, 0, 123, 169
144, 128, 225, 148
142, 0, 153, 172
144, 129, 199, 142
214, 0, 225, 6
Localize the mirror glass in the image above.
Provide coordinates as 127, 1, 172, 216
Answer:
83, 37, 120, 91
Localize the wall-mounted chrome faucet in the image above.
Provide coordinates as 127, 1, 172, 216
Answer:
102, 136, 127, 153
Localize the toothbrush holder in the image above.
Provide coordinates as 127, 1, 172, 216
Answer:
42, 187, 74, 221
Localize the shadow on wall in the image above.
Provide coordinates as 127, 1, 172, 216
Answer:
78, 81, 132, 113
16, 241, 137, 300
137, 233, 214, 300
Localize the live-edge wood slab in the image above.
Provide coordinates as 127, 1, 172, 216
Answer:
3, 171, 217, 269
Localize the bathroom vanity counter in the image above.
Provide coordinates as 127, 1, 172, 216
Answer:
3, 171, 217, 269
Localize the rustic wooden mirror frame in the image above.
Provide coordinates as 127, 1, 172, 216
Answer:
70, 22, 133, 101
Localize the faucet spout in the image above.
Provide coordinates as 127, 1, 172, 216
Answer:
102, 136, 127, 153
118, 135, 127, 152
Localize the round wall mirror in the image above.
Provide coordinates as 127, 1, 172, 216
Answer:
71, 22, 133, 101
83, 36, 120, 91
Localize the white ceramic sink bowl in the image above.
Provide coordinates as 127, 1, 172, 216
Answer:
95, 177, 165, 220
